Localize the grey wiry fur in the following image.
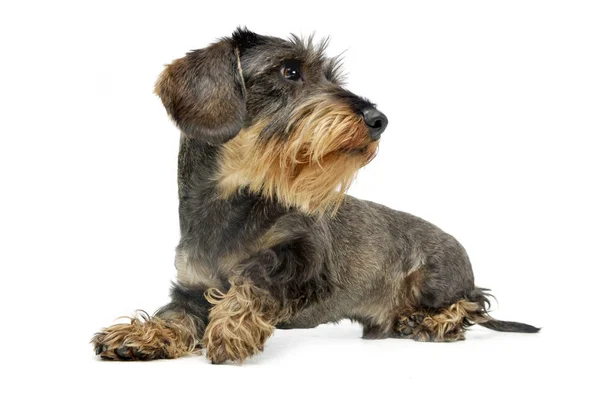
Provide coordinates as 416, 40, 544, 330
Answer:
92, 28, 539, 364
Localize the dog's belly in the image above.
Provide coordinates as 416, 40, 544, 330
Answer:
276, 287, 362, 329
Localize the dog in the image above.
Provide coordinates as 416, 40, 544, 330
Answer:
92, 28, 539, 364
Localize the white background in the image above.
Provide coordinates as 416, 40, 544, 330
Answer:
1, 1, 598, 399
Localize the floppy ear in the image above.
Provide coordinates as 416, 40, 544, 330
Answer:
155, 39, 246, 144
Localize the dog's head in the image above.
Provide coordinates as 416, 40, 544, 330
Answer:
156, 28, 387, 214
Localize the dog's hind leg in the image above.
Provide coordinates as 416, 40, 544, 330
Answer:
356, 261, 488, 342
91, 283, 210, 361
393, 289, 539, 342
394, 300, 482, 342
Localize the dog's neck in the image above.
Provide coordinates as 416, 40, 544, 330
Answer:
176, 135, 287, 259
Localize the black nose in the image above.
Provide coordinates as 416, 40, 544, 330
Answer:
361, 107, 388, 140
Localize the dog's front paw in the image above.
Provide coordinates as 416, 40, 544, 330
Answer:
203, 287, 275, 364
91, 312, 198, 361
203, 313, 271, 364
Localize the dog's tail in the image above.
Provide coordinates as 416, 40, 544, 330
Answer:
466, 287, 541, 333
478, 318, 540, 333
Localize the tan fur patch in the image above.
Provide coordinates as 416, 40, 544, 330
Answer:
398, 268, 425, 313
217, 96, 378, 215
203, 283, 291, 364
397, 299, 491, 342
91, 311, 199, 360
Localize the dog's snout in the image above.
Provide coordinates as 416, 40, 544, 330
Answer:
361, 107, 388, 141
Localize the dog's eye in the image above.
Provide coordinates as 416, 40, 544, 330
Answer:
282, 66, 300, 80
281, 61, 302, 81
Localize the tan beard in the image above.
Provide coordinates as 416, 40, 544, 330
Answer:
217, 96, 378, 215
